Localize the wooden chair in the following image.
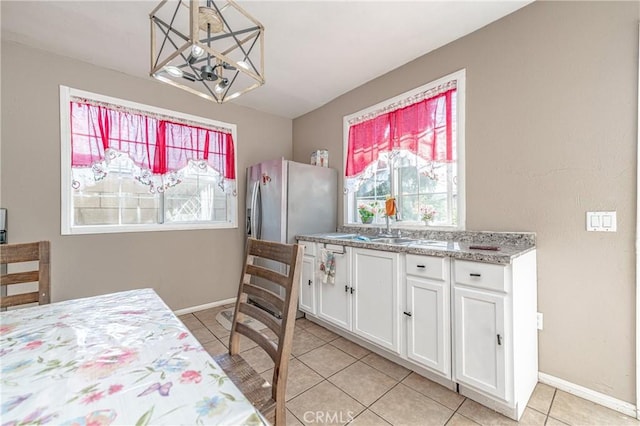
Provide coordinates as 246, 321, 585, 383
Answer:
0, 241, 50, 308
214, 237, 303, 426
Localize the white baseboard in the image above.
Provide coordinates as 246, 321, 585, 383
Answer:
538, 372, 637, 418
173, 297, 236, 316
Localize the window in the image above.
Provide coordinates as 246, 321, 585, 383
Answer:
60, 86, 237, 235
343, 70, 465, 229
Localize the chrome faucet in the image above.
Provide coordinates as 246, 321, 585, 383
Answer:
384, 214, 393, 236
376, 221, 401, 238
379, 198, 401, 237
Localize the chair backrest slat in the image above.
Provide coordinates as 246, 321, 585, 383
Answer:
245, 263, 289, 288
242, 283, 284, 314
1, 241, 51, 308
1, 271, 40, 286
236, 322, 278, 361
0, 242, 40, 263
1, 292, 38, 309
249, 242, 296, 267
239, 302, 282, 337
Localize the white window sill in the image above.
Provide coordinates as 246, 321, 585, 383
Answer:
62, 222, 237, 236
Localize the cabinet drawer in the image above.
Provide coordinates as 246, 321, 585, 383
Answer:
406, 254, 446, 281
454, 260, 507, 292
298, 241, 316, 256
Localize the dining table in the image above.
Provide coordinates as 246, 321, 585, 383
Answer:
0, 288, 267, 426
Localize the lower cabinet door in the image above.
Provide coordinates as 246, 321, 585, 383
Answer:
406, 277, 450, 376
317, 248, 351, 330
453, 286, 506, 400
299, 255, 316, 315
352, 249, 400, 353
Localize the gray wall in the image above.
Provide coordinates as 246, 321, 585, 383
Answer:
0, 41, 292, 310
292, 1, 639, 404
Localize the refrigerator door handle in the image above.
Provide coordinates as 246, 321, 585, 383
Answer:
255, 181, 263, 240
249, 181, 259, 237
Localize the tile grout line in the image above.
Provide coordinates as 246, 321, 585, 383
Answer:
442, 409, 457, 425
363, 380, 405, 423
327, 339, 371, 361
287, 403, 308, 426
547, 388, 557, 416
543, 389, 559, 426
296, 343, 360, 382
449, 395, 469, 424
401, 373, 467, 416
450, 411, 481, 426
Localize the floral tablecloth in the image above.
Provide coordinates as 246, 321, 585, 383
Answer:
0, 289, 266, 426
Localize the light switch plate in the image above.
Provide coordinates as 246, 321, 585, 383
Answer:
537, 312, 543, 330
586, 211, 617, 232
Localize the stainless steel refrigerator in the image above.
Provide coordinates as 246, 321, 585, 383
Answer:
246, 158, 337, 313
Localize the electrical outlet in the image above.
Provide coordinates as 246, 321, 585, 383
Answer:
537, 312, 543, 330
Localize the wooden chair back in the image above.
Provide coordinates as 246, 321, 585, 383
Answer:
228, 237, 303, 423
1, 241, 50, 308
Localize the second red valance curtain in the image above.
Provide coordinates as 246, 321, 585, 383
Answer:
345, 88, 455, 180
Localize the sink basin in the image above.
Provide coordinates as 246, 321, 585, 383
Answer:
413, 240, 447, 245
322, 233, 357, 239
370, 237, 415, 245
410, 240, 451, 249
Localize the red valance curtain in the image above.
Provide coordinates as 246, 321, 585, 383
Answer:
345, 88, 455, 179
70, 102, 236, 182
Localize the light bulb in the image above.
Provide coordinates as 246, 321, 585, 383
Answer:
191, 45, 205, 58
214, 79, 229, 93
164, 66, 183, 78
236, 60, 250, 71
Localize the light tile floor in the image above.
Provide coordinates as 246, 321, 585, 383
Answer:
180, 306, 640, 426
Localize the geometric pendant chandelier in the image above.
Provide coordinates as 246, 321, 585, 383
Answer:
150, 0, 264, 103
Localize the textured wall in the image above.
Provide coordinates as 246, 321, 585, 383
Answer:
0, 41, 292, 310
292, 1, 639, 404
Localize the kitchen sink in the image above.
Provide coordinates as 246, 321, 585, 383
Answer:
369, 237, 415, 245
412, 239, 447, 245
410, 240, 452, 249
321, 233, 358, 239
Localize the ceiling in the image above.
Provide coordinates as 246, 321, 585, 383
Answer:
1, 1, 531, 119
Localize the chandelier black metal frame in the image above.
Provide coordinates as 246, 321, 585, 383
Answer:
150, 0, 264, 103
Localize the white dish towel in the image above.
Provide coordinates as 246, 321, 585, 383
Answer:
319, 249, 336, 284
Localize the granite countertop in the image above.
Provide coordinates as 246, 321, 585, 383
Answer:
296, 228, 536, 265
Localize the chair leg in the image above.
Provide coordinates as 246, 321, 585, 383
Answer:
273, 402, 285, 426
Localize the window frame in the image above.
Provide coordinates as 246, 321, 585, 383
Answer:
342, 69, 466, 230
60, 85, 238, 235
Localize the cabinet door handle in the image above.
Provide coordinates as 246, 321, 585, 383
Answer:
350, 287, 355, 294
470, 273, 482, 277
403, 311, 412, 317
345, 285, 349, 293
416, 265, 426, 269
308, 279, 312, 286
497, 334, 502, 345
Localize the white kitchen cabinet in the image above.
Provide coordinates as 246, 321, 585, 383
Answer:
317, 245, 352, 330
298, 241, 317, 316
452, 254, 538, 421
453, 285, 506, 399
299, 255, 317, 315
405, 254, 451, 377
352, 248, 400, 353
